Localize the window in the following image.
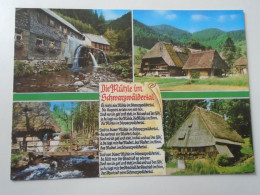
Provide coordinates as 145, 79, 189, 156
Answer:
49, 19, 55, 27
63, 27, 67, 34
37, 12, 45, 24
36, 38, 43, 46
15, 29, 22, 41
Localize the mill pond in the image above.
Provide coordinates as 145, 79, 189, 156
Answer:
14, 61, 132, 93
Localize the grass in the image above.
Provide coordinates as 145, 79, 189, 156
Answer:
170, 138, 255, 175
135, 74, 249, 91
166, 162, 177, 168
11, 152, 24, 164
217, 157, 255, 174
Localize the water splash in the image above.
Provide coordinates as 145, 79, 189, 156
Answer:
71, 45, 83, 71
100, 50, 108, 66
88, 52, 98, 67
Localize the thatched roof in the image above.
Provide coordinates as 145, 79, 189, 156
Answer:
183, 50, 227, 70
167, 106, 244, 148
12, 102, 61, 133
234, 57, 248, 67
142, 42, 184, 67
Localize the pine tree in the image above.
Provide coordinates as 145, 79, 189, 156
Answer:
222, 37, 236, 71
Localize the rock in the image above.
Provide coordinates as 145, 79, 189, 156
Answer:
73, 81, 84, 86
77, 87, 97, 92
83, 79, 90, 84
74, 77, 79, 81
89, 81, 98, 88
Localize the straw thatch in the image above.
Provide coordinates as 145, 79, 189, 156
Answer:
142, 42, 184, 67
183, 50, 227, 70
167, 106, 244, 148
234, 57, 247, 67
12, 102, 61, 134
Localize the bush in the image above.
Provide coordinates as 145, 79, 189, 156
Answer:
190, 70, 200, 79
215, 154, 232, 166
14, 60, 33, 77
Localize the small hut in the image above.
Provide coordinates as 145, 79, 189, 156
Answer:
183, 50, 227, 78
12, 102, 61, 142
234, 57, 248, 74
140, 42, 188, 77
167, 106, 244, 159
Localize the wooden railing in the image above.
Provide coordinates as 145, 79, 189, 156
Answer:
13, 137, 99, 156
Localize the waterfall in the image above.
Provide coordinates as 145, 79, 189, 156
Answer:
100, 50, 108, 66
88, 52, 98, 67
71, 45, 83, 71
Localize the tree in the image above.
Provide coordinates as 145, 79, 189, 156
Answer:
104, 28, 118, 51
222, 37, 236, 70
187, 39, 206, 50
210, 99, 252, 140
163, 100, 207, 142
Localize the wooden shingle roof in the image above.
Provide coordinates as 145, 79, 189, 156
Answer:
234, 57, 248, 66
167, 106, 244, 148
142, 42, 184, 67
183, 50, 227, 70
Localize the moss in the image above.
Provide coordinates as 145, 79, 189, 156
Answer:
164, 44, 183, 67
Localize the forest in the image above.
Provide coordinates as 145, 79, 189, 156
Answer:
53, 9, 132, 53
47, 102, 99, 138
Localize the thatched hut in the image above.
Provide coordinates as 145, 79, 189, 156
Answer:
140, 42, 188, 77
234, 57, 248, 74
12, 102, 61, 142
167, 106, 244, 159
183, 50, 227, 78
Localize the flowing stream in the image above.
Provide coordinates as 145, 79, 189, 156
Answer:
11, 155, 99, 180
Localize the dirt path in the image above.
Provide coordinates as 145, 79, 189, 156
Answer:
160, 84, 249, 91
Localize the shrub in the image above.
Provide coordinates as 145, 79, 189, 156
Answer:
215, 154, 232, 166
14, 60, 33, 77
190, 70, 200, 79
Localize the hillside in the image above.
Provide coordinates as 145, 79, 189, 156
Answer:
108, 12, 132, 31
151, 25, 192, 44
134, 20, 246, 55
134, 20, 180, 49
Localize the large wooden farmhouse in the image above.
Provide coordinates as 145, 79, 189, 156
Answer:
84, 33, 110, 54
183, 50, 228, 78
167, 106, 244, 159
15, 8, 84, 63
140, 42, 188, 77
234, 57, 248, 74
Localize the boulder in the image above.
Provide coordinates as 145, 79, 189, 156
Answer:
73, 81, 84, 86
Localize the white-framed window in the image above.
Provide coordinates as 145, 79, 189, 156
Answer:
15, 30, 23, 41
36, 38, 44, 46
